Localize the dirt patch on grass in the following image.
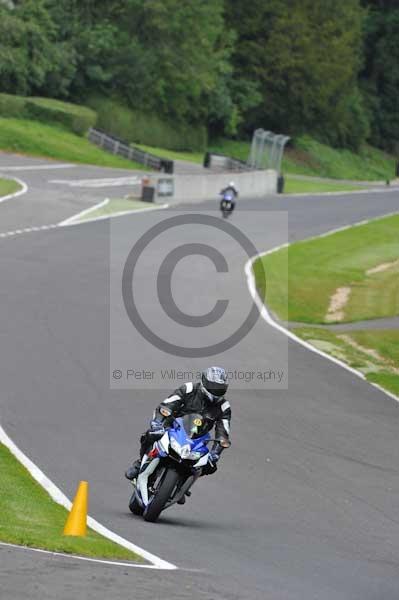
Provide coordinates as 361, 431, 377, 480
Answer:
325, 287, 351, 322
338, 334, 399, 374
366, 259, 399, 275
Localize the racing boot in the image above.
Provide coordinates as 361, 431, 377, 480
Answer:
125, 459, 141, 481
177, 490, 192, 505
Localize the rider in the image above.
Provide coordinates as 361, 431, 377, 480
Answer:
220, 181, 238, 212
125, 367, 231, 484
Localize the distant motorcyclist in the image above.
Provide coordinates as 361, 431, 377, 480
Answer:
220, 181, 238, 213
125, 367, 231, 487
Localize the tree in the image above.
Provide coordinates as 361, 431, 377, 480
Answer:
117, 0, 231, 124
226, 0, 367, 147
0, 0, 75, 97
361, 1, 399, 150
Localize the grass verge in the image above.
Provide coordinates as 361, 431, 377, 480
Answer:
287, 136, 396, 181
0, 178, 21, 197
253, 214, 399, 323
283, 178, 365, 194
0, 118, 145, 170
293, 327, 399, 397
0, 442, 142, 561
210, 136, 396, 181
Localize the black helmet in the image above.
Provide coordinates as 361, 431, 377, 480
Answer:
201, 367, 228, 401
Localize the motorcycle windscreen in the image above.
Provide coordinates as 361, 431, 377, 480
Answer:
181, 413, 208, 439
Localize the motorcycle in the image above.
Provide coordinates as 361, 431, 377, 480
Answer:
128, 413, 214, 523
220, 191, 235, 218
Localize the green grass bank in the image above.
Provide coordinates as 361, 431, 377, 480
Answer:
0, 118, 144, 170
0, 178, 21, 198
253, 213, 399, 398
0, 442, 142, 561
215, 136, 395, 181
0, 93, 396, 183
283, 178, 364, 194
254, 214, 399, 324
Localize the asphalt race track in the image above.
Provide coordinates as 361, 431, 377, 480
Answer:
1, 155, 399, 599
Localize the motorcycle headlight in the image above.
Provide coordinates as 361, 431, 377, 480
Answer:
180, 444, 191, 459
188, 451, 202, 460
170, 438, 198, 460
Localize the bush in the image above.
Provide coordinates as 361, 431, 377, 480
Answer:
0, 94, 97, 136
0, 93, 27, 118
89, 97, 207, 151
25, 98, 97, 136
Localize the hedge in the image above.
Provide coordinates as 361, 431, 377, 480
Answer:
26, 98, 97, 136
0, 93, 27, 118
0, 94, 97, 136
88, 97, 207, 151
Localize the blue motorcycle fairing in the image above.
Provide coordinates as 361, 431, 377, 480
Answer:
223, 192, 234, 202
156, 417, 210, 458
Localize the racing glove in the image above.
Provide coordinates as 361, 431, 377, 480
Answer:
209, 451, 220, 464
203, 451, 219, 475
149, 419, 165, 437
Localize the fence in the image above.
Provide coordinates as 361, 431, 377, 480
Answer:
248, 129, 290, 173
203, 131, 290, 175
88, 128, 174, 173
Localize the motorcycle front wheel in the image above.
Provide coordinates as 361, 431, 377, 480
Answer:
129, 490, 144, 515
144, 469, 181, 523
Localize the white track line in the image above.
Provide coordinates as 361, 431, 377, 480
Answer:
0, 176, 28, 204
59, 202, 169, 227
50, 176, 140, 188
0, 164, 75, 171
0, 424, 176, 570
0, 203, 170, 239
0, 541, 160, 569
0, 224, 59, 239
59, 198, 110, 226
245, 211, 399, 404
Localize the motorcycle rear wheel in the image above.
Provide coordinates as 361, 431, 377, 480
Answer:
144, 469, 181, 523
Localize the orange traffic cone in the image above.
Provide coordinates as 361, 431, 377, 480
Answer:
63, 481, 88, 537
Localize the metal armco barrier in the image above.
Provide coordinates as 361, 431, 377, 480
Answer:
203, 152, 250, 172
88, 128, 174, 173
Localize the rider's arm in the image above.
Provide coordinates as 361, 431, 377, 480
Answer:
153, 382, 191, 422
212, 399, 231, 456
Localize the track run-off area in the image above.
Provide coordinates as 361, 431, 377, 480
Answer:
1, 153, 399, 599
